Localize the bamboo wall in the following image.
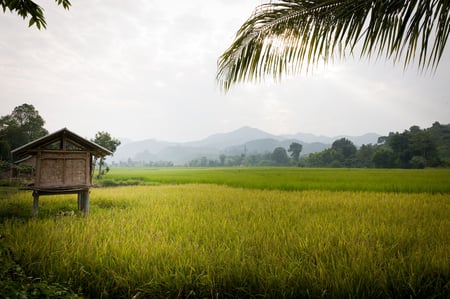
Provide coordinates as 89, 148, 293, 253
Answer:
35, 151, 91, 188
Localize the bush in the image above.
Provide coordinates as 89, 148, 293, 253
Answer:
410, 156, 427, 169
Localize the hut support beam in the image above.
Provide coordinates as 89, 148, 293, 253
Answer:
77, 193, 82, 210
32, 191, 39, 217
30, 188, 89, 217
77, 191, 89, 215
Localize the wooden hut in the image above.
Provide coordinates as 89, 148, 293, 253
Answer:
11, 128, 112, 216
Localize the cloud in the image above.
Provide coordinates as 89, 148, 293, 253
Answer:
1, 0, 449, 142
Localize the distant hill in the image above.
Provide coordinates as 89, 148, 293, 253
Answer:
110, 127, 381, 165
112, 139, 176, 162
184, 126, 283, 149
283, 132, 381, 146
224, 138, 329, 156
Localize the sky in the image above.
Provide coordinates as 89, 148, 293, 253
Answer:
1, 0, 449, 143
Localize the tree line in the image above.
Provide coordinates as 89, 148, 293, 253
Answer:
0, 104, 120, 178
3, 104, 447, 171
302, 123, 449, 168
188, 122, 449, 169
187, 142, 303, 167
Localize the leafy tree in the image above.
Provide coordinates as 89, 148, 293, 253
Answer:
303, 148, 337, 167
386, 131, 411, 167
409, 129, 440, 167
288, 142, 303, 162
1, 0, 71, 29
355, 144, 376, 167
332, 138, 356, 159
376, 125, 442, 168
428, 121, 450, 165
409, 155, 427, 169
371, 146, 395, 168
217, 0, 450, 90
331, 138, 357, 166
92, 131, 121, 178
0, 104, 48, 161
300, 122, 447, 168
271, 147, 290, 165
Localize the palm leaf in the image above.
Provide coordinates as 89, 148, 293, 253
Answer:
217, 0, 450, 91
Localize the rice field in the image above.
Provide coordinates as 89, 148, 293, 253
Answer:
99, 167, 450, 193
1, 168, 449, 298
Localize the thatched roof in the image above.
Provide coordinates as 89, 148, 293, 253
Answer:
11, 128, 112, 159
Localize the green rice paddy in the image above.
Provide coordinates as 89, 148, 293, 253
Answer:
1, 168, 449, 298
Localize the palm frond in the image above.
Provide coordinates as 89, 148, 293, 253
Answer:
217, 0, 450, 91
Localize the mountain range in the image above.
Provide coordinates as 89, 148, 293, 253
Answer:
110, 126, 381, 165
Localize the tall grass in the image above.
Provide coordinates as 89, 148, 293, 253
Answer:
98, 167, 450, 193
1, 185, 449, 298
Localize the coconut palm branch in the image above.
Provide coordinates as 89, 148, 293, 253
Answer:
217, 0, 450, 91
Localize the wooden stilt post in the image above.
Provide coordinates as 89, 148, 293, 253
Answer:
32, 191, 39, 217
84, 190, 90, 215
77, 192, 82, 211
80, 190, 89, 215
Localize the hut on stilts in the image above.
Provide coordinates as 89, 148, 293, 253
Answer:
11, 128, 112, 216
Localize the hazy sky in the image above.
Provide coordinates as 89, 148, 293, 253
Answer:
1, 0, 449, 142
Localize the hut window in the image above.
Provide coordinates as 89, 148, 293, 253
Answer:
65, 141, 83, 151
44, 140, 61, 150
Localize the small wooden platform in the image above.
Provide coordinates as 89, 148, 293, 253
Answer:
22, 185, 90, 217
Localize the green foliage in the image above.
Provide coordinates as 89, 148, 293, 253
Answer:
305, 138, 358, 168
271, 146, 290, 165
429, 121, 450, 166
0, 103, 48, 162
288, 142, 303, 162
185, 122, 448, 169
188, 145, 303, 167
302, 123, 449, 168
92, 131, 121, 154
91, 131, 121, 179
188, 152, 277, 167
332, 138, 357, 161
381, 125, 443, 168
217, 0, 450, 90
0, 0, 71, 29
0, 237, 79, 298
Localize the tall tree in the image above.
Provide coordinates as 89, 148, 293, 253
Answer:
271, 147, 290, 165
217, 0, 450, 90
332, 138, 357, 159
428, 121, 450, 165
0, 103, 48, 161
1, 0, 71, 29
288, 142, 303, 162
92, 131, 121, 179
